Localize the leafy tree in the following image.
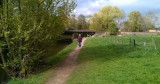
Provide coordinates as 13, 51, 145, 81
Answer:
108, 22, 118, 35
90, 6, 123, 35
89, 13, 103, 30
77, 14, 88, 30
143, 11, 158, 30
0, 0, 76, 77
127, 11, 144, 32
67, 14, 90, 30
121, 11, 158, 32
67, 14, 78, 30
120, 21, 130, 31
146, 11, 158, 27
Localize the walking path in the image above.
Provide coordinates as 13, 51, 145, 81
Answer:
46, 38, 86, 84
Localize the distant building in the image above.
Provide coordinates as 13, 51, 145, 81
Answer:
149, 29, 157, 32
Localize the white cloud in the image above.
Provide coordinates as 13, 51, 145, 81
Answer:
90, 0, 137, 8
75, 0, 160, 16
74, 8, 93, 15
90, 0, 108, 8
91, 1, 100, 7
109, 0, 137, 6
76, 0, 137, 15
75, 0, 108, 15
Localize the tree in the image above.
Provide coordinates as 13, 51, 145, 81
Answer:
85, 15, 92, 29
147, 11, 158, 26
143, 11, 158, 30
127, 11, 144, 32
89, 13, 103, 30
0, 0, 76, 77
90, 6, 123, 35
120, 21, 130, 32
67, 14, 91, 30
77, 14, 88, 30
67, 14, 78, 30
108, 22, 118, 35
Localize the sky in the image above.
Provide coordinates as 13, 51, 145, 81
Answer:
74, 0, 160, 16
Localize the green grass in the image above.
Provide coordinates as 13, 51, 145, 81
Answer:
8, 40, 77, 84
67, 36, 160, 84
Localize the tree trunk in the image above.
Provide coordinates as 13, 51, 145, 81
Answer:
18, 0, 21, 14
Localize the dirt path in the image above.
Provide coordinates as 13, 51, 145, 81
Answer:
46, 38, 86, 84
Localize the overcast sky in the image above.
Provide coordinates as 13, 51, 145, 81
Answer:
74, 0, 160, 16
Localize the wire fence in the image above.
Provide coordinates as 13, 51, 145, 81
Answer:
104, 36, 160, 52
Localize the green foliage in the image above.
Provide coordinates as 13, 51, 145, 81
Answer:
77, 14, 89, 30
90, 13, 103, 31
67, 14, 90, 30
120, 21, 130, 31
120, 11, 157, 32
67, 14, 78, 30
0, 0, 76, 77
108, 22, 118, 35
89, 6, 123, 33
127, 11, 144, 32
143, 11, 157, 30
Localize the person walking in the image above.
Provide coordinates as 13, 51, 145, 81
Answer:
77, 34, 82, 47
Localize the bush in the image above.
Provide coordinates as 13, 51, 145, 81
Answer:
108, 22, 118, 35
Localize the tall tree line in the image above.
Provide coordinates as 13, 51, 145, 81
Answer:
67, 14, 90, 30
90, 6, 123, 35
121, 11, 158, 32
0, 0, 76, 77
89, 6, 159, 34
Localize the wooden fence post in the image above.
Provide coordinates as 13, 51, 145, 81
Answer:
129, 38, 132, 44
134, 39, 136, 47
152, 38, 157, 50
143, 42, 146, 50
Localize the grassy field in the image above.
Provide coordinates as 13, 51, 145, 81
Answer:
67, 36, 160, 84
8, 40, 77, 84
